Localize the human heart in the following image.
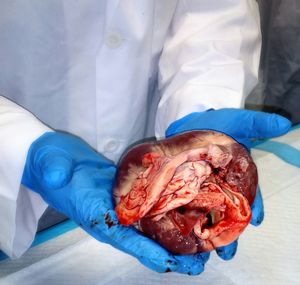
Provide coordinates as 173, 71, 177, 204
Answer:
114, 131, 257, 254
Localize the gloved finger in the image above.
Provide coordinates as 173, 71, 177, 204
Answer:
86, 210, 178, 273
165, 109, 291, 140
216, 239, 238, 260
250, 186, 264, 226
234, 110, 291, 139
174, 252, 210, 275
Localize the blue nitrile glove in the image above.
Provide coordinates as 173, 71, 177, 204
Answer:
21, 131, 210, 275
165, 108, 291, 260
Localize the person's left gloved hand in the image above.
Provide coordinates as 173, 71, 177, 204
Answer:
165, 108, 291, 260
21, 131, 210, 275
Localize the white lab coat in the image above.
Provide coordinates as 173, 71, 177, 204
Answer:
0, 0, 261, 258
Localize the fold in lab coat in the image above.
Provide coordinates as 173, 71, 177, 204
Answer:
0, 0, 261, 258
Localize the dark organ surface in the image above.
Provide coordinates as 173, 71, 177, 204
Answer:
114, 131, 257, 254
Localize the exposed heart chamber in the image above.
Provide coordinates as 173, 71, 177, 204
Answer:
114, 131, 257, 254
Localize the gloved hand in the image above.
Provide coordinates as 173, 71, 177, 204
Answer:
21, 131, 210, 275
165, 108, 291, 260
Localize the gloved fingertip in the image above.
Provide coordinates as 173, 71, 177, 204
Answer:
138, 255, 178, 273
216, 240, 238, 261
164, 258, 179, 273
175, 263, 205, 276
42, 166, 71, 189
174, 252, 208, 275
200, 251, 211, 264
247, 111, 291, 139
250, 186, 264, 226
250, 209, 264, 226
186, 268, 205, 276
270, 114, 292, 136
41, 156, 73, 189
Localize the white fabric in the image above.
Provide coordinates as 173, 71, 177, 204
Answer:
0, 98, 50, 258
0, 129, 299, 284
155, 0, 261, 134
0, 1, 261, 258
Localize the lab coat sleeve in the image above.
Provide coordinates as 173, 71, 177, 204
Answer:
155, 0, 261, 137
0, 96, 51, 258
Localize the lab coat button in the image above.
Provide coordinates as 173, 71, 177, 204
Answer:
104, 139, 120, 152
105, 32, 123, 49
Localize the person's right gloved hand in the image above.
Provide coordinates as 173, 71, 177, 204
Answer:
165, 108, 291, 261
21, 131, 210, 275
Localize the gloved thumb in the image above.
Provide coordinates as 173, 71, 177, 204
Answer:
240, 111, 291, 139
37, 148, 74, 189
22, 143, 74, 191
